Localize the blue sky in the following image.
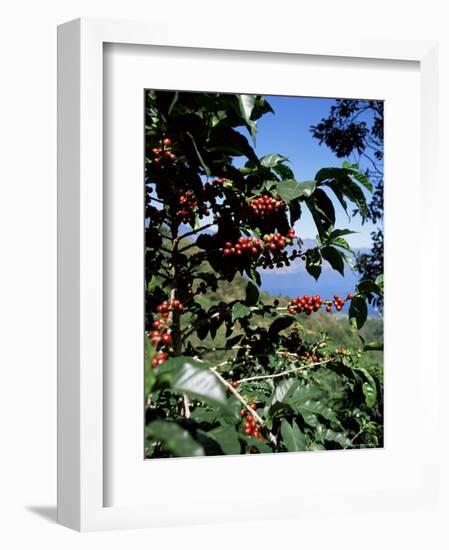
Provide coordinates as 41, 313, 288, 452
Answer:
249, 95, 380, 249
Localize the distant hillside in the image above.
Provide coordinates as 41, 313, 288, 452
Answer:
153, 231, 382, 368
186, 268, 383, 369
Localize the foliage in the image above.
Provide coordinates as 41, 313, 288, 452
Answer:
144, 91, 383, 458
310, 100, 384, 308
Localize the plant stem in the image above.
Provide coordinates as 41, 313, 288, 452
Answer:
209, 367, 277, 446
179, 222, 215, 241
237, 358, 333, 384
170, 220, 190, 417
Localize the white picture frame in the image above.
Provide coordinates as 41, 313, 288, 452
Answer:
57, 17, 440, 531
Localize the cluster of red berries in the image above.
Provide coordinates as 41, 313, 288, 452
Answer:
151, 351, 169, 368
263, 227, 295, 252
302, 351, 320, 362
148, 299, 186, 365
150, 137, 176, 165
248, 194, 285, 219
325, 294, 353, 313
149, 328, 172, 348
148, 313, 171, 368
239, 404, 264, 441
335, 347, 346, 355
289, 294, 323, 315
155, 299, 184, 315
223, 236, 264, 257
176, 191, 209, 223
286, 293, 355, 315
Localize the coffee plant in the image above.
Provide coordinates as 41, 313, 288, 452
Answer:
144, 91, 383, 458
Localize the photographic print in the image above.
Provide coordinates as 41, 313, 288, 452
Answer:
144, 91, 383, 458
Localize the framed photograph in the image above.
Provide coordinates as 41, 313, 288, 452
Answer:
57, 18, 440, 531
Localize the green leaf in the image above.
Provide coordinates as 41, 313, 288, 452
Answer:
289, 199, 302, 225
268, 315, 296, 338
276, 180, 316, 203
245, 279, 260, 306
341, 160, 359, 170
356, 279, 382, 297
360, 369, 377, 407
305, 247, 322, 280
260, 153, 288, 168
314, 167, 346, 183
331, 237, 352, 253
226, 334, 244, 348
348, 168, 373, 192
323, 428, 352, 448
321, 246, 345, 276
296, 400, 339, 428
348, 296, 368, 330
208, 425, 241, 455
281, 420, 307, 451
273, 163, 294, 181
245, 262, 261, 286
328, 228, 357, 240
208, 127, 259, 163
231, 302, 252, 322
238, 94, 257, 141
270, 379, 298, 407
340, 177, 368, 222
157, 356, 227, 408
146, 420, 205, 457
315, 167, 369, 221
186, 131, 211, 176
363, 340, 384, 352
190, 407, 217, 424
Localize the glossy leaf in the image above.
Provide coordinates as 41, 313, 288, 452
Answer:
245, 279, 260, 306
360, 369, 378, 407
270, 379, 298, 408
238, 94, 257, 141
363, 340, 384, 352
356, 279, 382, 296
322, 245, 345, 276
208, 425, 241, 454
232, 302, 251, 322
276, 180, 316, 203
281, 420, 307, 451
260, 153, 288, 168
305, 247, 322, 280
348, 295, 368, 330
157, 356, 227, 408
268, 315, 296, 338
146, 420, 205, 457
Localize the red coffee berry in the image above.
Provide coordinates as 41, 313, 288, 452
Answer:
160, 332, 172, 346
248, 194, 285, 219
162, 138, 172, 146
